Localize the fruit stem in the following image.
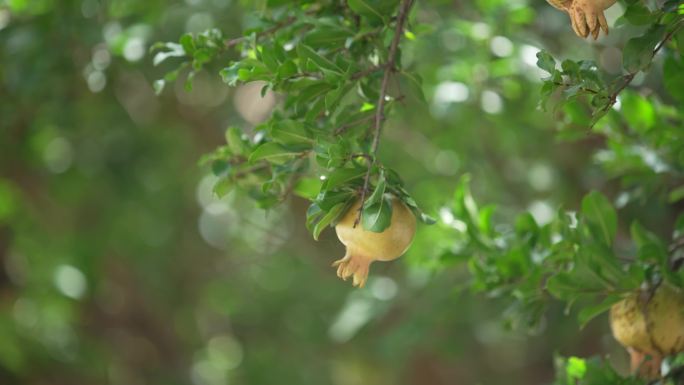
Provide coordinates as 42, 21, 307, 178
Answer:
354, 0, 415, 228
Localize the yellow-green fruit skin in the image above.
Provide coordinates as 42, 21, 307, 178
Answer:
610, 284, 684, 356
649, 284, 684, 355
610, 292, 654, 354
335, 197, 416, 262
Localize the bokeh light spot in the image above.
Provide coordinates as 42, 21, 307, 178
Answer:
54, 265, 87, 300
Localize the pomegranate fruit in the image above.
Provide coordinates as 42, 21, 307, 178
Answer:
547, 0, 617, 39
610, 283, 684, 378
332, 196, 416, 288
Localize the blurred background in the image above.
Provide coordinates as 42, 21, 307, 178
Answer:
0, 0, 668, 384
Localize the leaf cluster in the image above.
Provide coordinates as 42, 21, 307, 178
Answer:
442, 176, 684, 331
159, 0, 432, 237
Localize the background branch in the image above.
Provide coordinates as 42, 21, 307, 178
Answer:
603, 20, 684, 111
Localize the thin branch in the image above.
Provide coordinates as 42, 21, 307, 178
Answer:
553, 82, 600, 94
224, 5, 327, 50
224, 16, 298, 49
602, 19, 684, 111
285, 64, 385, 83
354, 0, 414, 227
669, 234, 684, 254
233, 164, 269, 178
351, 64, 387, 80
333, 115, 375, 135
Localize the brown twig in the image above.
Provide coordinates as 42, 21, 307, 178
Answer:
354, 0, 414, 228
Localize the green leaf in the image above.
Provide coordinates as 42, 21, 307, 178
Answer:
316, 189, 355, 210
581, 191, 617, 246
303, 27, 353, 49
277, 60, 299, 79
546, 270, 605, 301
313, 202, 348, 240
630, 221, 663, 249
259, 44, 280, 72
361, 196, 393, 232
306, 203, 323, 231
270, 120, 314, 146
248, 142, 301, 165
668, 185, 684, 203
293, 178, 323, 200
323, 167, 367, 190
220, 63, 241, 86
213, 178, 233, 198
453, 175, 480, 228
324, 84, 352, 114
663, 55, 684, 104
296, 44, 342, 73
295, 83, 334, 113
152, 42, 185, 66
394, 186, 435, 225
0, 181, 17, 222
620, 92, 655, 132
676, 214, 684, 238
536, 50, 557, 74
622, 25, 666, 72
623, 3, 655, 26
180, 33, 195, 55
565, 357, 587, 381
225, 126, 249, 156
363, 172, 386, 209
347, 0, 399, 24
400, 71, 426, 103
577, 295, 622, 329
211, 159, 230, 177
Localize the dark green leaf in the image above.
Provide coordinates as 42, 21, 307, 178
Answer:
348, 0, 399, 24
536, 50, 556, 74
296, 44, 342, 73
581, 191, 617, 246
361, 196, 392, 232
363, 173, 386, 209
270, 120, 314, 146
225, 126, 249, 156
577, 295, 622, 329
213, 178, 232, 198
622, 25, 666, 72
249, 142, 301, 165
313, 202, 348, 240
220, 63, 241, 86
293, 178, 323, 200
323, 167, 367, 190
669, 185, 684, 203
623, 3, 655, 26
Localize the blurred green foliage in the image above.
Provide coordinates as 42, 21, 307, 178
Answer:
1, 0, 683, 384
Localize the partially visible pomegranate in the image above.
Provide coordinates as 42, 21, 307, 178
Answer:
332, 196, 417, 288
547, 0, 617, 39
610, 283, 684, 378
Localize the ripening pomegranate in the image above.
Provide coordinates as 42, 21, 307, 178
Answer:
546, 0, 617, 39
332, 196, 417, 288
609, 283, 684, 378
